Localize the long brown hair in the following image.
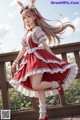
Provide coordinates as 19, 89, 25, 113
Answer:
22, 8, 75, 45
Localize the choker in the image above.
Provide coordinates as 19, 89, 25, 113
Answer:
28, 26, 36, 31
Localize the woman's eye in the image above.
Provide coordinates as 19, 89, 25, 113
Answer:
23, 17, 26, 19
28, 16, 31, 18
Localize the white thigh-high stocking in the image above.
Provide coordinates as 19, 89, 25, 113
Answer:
39, 104, 47, 119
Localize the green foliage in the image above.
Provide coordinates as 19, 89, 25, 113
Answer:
5, 62, 12, 81
0, 55, 80, 110
46, 79, 80, 106
65, 79, 80, 104
9, 89, 32, 110
46, 95, 59, 106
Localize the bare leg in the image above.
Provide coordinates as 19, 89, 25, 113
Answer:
30, 73, 53, 90
38, 90, 46, 105
30, 73, 58, 90
38, 90, 47, 119
38, 81, 53, 90
30, 75, 47, 119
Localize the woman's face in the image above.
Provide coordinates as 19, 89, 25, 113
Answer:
23, 12, 36, 27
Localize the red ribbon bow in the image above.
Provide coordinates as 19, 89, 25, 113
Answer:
20, 6, 42, 20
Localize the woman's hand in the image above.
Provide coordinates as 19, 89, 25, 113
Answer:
11, 64, 16, 73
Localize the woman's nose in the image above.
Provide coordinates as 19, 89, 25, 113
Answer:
25, 19, 28, 23
26, 18, 29, 22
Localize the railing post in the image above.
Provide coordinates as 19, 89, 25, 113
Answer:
31, 97, 38, 110
61, 53, 67, 61
0, 62, 10, 109
59, 94, 66, 106
59, 53, 68, 106
74, 51, 80, 72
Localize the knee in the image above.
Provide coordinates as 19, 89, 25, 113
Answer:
32, 84, 40, 91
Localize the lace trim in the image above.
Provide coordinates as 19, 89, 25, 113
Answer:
13, 46, 44, 74
27, 46, 44, 54
9, 80, 39, 97
9, 79, 59, 97
14, 51, 68, 74
35, 26, 46, 40
20, 61, 27, 66
16, 63, 27, 74
34, 51, 65, 65
15, 64, 78, 83
31, 26, 47, 44
9, 64, 78, 98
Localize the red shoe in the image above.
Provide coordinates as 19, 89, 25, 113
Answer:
57, 81, 64, 95
38, 115, 48, 120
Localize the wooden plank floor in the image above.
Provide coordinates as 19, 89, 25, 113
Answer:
49, 115, 80, 120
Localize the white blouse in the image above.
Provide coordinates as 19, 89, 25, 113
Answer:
21, 26, 47, 47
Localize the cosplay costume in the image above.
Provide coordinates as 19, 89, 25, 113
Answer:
9, 25, 78, 97
9, 1, 78, 120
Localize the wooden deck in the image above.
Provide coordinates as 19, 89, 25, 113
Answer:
50, 115, 80, 120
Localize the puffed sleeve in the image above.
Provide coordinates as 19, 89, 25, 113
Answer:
35, 26, 47, 43
21, 37, 27, 47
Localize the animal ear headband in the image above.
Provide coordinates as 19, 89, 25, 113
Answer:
30, 0, 36, 5
17, 0, 42, 20
17, 0, 36, 8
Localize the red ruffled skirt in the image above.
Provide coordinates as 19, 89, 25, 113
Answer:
9, 48, 78, 97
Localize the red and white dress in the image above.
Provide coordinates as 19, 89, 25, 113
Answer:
9, 26, 78, 97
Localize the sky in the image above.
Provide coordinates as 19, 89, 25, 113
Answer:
0, 0, 80, 53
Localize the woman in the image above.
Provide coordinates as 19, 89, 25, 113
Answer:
9, 0, 78, 120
